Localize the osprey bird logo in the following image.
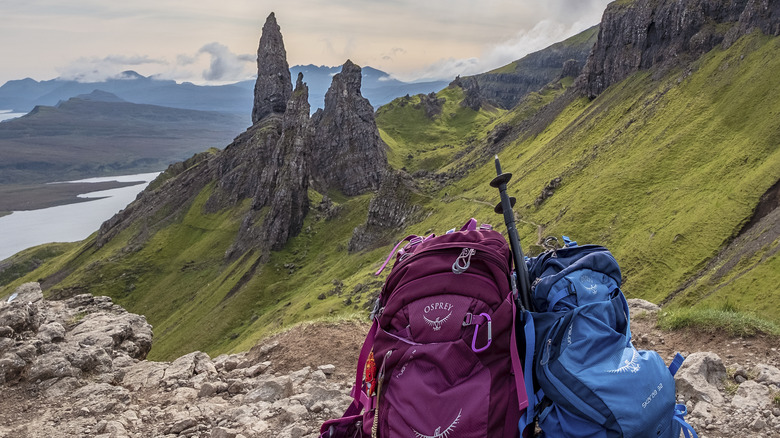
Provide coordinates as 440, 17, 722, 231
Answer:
607, 349, 641, 374
413, 409, 462, 438
580, 273, 599, 295
423, 310, 452, 331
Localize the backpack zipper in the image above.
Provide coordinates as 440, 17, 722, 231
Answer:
385, 243, 510, 286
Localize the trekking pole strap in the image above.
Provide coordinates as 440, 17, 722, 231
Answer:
518, 309, 536, 434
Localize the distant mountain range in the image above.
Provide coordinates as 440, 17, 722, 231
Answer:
0, 66, 449, 118
0, 90, 248, 184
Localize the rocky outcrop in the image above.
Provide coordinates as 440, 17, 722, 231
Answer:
311, 60, 388, 196
450, 76, 482, 111
675, 352, 780, 435
252, 13, 292, 123
418, 92, 446, 119
0, 284, 357, 438
348, 170, 424, 253
0, 283, 152, 387
559, 59, 582, 79
578, 0, 780, 98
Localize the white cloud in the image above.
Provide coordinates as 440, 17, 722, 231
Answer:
389, 17, 601, 82
197, 42, 255, 81
56, 55, 167, 82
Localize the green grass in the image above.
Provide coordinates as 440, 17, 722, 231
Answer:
377, 86, 504, 173
658, 306, 780, 337
0, 242, 77, 288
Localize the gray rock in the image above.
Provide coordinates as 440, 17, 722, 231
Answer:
577, 0, 778, 98
732, 380, 771, 412
28, 352, 79, 382
754, 364, 780, 386
675, 352, 726, 405
122, 361, 167, 390
750, 417, 767, 431
0, 352, 26, 383
199, 381, 218, 398
0, 302, 41, 334
36, 322, 66, 343
627, 298, 661, 313
244, 376, 293, 403
9, 282, 44, 304
212, 427, 239, 438
168, 417, 198, 435
244, 362, 270, 378
163, 351, 212, 385
318, 364, 336, 376
348, 169, 422, 253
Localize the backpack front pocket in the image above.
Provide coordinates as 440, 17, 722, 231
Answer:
378, 339, 490, 437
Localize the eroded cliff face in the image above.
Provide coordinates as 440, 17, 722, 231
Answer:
579, 0, 780, 98
311, 60, 388, 197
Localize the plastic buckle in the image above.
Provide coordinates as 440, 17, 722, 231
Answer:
405, 235, 424, 249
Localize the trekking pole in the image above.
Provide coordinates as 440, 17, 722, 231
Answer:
490, 155, 533, 311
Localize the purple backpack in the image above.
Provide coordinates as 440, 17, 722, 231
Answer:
320, 218, 528, 438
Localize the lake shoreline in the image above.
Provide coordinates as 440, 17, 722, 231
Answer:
0, 172, 159, 261
0, 180, 145, 212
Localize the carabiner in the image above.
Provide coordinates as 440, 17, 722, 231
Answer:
471, 312, 492, 353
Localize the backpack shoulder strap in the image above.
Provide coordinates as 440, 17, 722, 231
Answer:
343, 320, 378, 415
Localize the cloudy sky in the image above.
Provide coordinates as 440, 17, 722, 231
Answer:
0, 0, 612, 86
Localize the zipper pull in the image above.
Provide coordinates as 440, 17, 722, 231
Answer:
452, 248, 476, 274
540, 339, 552, 366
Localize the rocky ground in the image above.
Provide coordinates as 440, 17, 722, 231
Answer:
0, 283, 778, 438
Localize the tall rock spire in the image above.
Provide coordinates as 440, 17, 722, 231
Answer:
252, 12, 292, 123
310, 60, 387, 196
258, 73, 311, 251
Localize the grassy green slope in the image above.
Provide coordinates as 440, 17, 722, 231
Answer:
439, 32, 780, 321
377, 86, 504, 173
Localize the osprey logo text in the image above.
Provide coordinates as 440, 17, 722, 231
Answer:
607, 348, 641, 374
423, 301, 454, 331
413, 408, 462, 438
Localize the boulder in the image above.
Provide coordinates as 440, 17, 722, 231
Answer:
675, 352, 727, 405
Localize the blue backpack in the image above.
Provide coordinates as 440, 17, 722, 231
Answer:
518, 237, 697, 438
